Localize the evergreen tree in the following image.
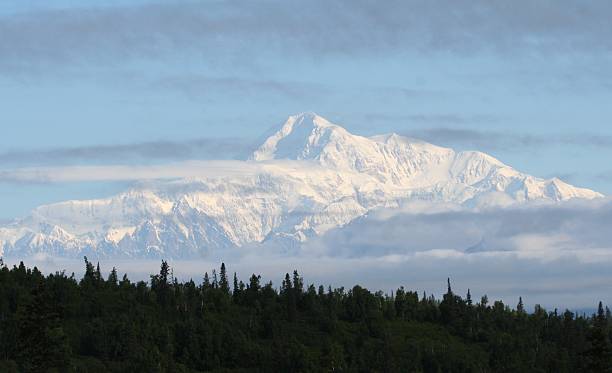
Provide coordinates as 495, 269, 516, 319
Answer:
212, 269, 218, 288
292, 270, 304, 295
0, 260, 609, 372
282, 273, 292, 294
248, 274, 261, 291
151, 260, 171, 307
480, 295, 489, 308
94, 262, 103, 284
232, 272, 241, 303
17, 282, 71, 372
282, 273, 297, 321
120, 273, 130, 288
160, 260, 170, 285
107, 267, 118, 287
440, 278, 457, 326
517, 297, 525, 314
219, 263, 230, 295
584, 301, 612, 372
203, 272, 211, 289
80, 256, 96, 288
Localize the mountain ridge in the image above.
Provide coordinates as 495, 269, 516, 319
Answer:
0, 113, 603, 258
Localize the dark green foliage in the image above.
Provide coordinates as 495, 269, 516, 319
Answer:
17, 280, 72, 372
584, 302, 612, 372
218, 263, 229, 295
0, 258, 609, 372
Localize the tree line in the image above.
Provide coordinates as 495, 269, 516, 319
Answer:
0, 258, 610, 372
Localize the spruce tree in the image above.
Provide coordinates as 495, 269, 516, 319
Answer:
151, 260, 171, 308
282, 273, 292, 294
81, 256, 96, 288
219, 263, 230, 295
160, 260, 170, 286
282, 273, 297, 321
107, 267, 118, 287
517, 297, 525, 314
94, 262, 103, 285
120, 273, 130, 287
233, 272, 240, 301
292, 270, 304, 295
440, 278, 457, 326
248, 274, 261, 292
212, 270, 218, 289
203, 272, 211, 289
480, 295, 489, 308
584, 302, 612, 372
18, 281, 71, 372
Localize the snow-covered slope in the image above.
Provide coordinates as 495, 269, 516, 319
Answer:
0, 113, 603, 258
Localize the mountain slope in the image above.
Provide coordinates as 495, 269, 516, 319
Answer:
253, 112, 599, 202
0, 113, 603, 258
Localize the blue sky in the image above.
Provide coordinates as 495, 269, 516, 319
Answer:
1, 0, 612, 219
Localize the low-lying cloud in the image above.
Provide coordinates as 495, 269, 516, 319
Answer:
10, 239, 612, 311
310, 198, 612, 261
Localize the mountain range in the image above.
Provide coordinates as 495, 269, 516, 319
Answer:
0, 113, 602, 258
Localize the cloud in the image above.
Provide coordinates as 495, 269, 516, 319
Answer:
151, 75, 331, 100
0, 160, 330, 184
1, 1, 612, 74
0, 160, 259, 183
245, 198, 612, 308
0, 137, 253, 167
354, 112, 612, 151
363, 113, 502, 125
401, 127, 612, 152
404, 127, 544, 151
309, 198, 612, 261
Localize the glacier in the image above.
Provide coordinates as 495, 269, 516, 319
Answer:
0, 112, 603, 258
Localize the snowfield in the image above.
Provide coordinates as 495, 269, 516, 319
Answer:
0, 113, 602, 258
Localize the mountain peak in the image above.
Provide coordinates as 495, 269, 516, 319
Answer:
287, 112, 337, 130
251, 113, 458, 184
251, 112, 346, 161
291, 111, 322, 120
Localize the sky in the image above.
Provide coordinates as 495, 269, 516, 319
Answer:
1, 0, 612, 219
2, 1, 612, 309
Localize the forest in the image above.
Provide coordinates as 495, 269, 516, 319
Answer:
0, 258, 610, 372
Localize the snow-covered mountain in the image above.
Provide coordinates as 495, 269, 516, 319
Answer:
0, 113, 603, 258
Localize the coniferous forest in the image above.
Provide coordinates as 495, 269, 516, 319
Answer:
0, 259, 611, 372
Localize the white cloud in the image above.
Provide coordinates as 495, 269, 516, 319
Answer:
0, 160, 264, 183
310, 198, 612, 260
